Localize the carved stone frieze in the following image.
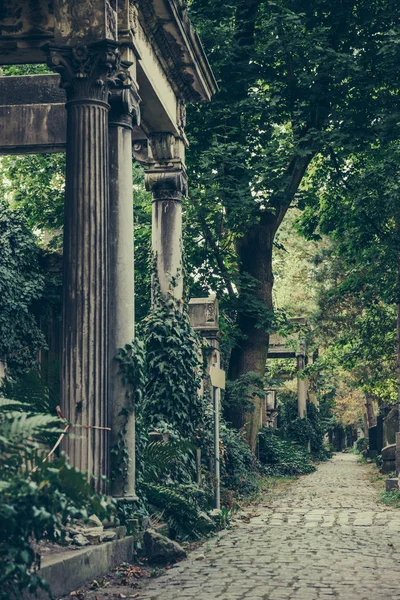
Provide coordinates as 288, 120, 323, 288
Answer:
137, 0, 202, 104
177, 99, 186, 136
0, 0, 54, 38
53, 0, 117, 44
46, 41, 121, 104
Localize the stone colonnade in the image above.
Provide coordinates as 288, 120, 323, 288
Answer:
0, 0, 216, 497
267, 323, 317, 422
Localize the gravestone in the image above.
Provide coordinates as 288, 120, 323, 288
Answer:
377, 415, 384, 454
383, 407, 399, 447
381, 444, 396, 474
368, 425, 378, 458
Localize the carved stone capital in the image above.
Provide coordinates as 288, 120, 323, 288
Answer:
148, 133, 176, 164
145, 166, 188, 200
133, 139, 151, 166
45, 40, 121, 105
109, 66, 141, 129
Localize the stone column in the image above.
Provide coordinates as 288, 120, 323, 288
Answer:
47, 42, 120, 491
108, 80, 140, 498
297, 353, 308, 419
145, 134, 187, 302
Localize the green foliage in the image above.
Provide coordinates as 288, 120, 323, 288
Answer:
115, 330, 214, 540
356, 437, 368, 454
220, 425, 260, 495
142, 292, 204, 438
258, 429, 315, 477
142, 482, 214, 540
278, 393, 331, 460
0, 399, 112, 599
184, 0, 400, 385
0, 154, 65, 235
0, 204, 46, 375
380, 490, 400, 508
111, 338, 146, 491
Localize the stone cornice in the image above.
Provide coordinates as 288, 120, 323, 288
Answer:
136, 0, 217, 104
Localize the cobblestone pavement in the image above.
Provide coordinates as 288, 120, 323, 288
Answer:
137, 454, 400, 600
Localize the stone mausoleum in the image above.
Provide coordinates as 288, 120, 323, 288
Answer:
0, 1, 216, 497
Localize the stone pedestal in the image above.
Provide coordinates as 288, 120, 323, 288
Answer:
386, 478, 399, 492
47, 42, 120, 490
108, 82, 140, 498
189, 296, 221, 501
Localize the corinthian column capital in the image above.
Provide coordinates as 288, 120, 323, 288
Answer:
46, 41, 121, 104
109, 73, 141, 129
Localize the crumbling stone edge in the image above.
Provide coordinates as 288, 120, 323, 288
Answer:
25, 534, 142, 599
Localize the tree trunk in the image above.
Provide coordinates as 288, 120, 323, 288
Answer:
365, 396, 375, 429
228, 215, 276, 451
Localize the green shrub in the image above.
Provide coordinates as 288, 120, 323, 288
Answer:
279, 396, 331, 461
381, 490, 400, 507
356, 437, 368, 453
220, 426, 261, 495
0, 399, 112, 599
258, 428, 315, 476
142, 293, 204, 438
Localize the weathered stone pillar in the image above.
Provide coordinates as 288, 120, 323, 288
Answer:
296, 353, 308, 419
108, 79, 140, 498
47, 42, 120, 491
145, 135, 187, 302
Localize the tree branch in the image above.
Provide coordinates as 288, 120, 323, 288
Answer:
197, 212, 237, 299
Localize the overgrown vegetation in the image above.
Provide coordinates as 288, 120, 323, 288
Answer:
0, 399, 112, 600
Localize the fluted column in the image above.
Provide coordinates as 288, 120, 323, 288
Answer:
145, 134, 187, 302
47, 42, 120, 491
109, 83, 140, 498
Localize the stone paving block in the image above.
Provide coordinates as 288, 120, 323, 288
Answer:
84, 455, 400, 600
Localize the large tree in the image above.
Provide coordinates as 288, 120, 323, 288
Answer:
186, 0, 400, 445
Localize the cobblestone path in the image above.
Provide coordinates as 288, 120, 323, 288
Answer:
138, 454, 400, 600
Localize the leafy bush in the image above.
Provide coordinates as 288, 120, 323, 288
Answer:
356, 437, 368, 454
0, 204, 46, 376
258, 428, 315, 476
220, 425, 260, 496
0, 399, 112, 599
380, 490, 400, 507
279, 394, 331, 460
141, 292, 205, 438
134, 438, 214, 540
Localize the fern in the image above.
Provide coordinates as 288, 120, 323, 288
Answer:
142, 440, 194, 482
143, 482, 214, 540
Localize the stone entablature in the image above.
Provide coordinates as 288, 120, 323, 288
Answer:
0, 1, 217, 138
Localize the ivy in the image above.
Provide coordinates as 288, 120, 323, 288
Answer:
0, 204, 47, 376
142, 291, 205, 438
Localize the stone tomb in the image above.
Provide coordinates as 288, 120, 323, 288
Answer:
0, 0, 216, 496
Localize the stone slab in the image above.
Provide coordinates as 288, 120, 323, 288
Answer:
25, 535, 137, 599
0, 75, 65, 106
385, 478, 399, 492
0, 103, 66, 154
